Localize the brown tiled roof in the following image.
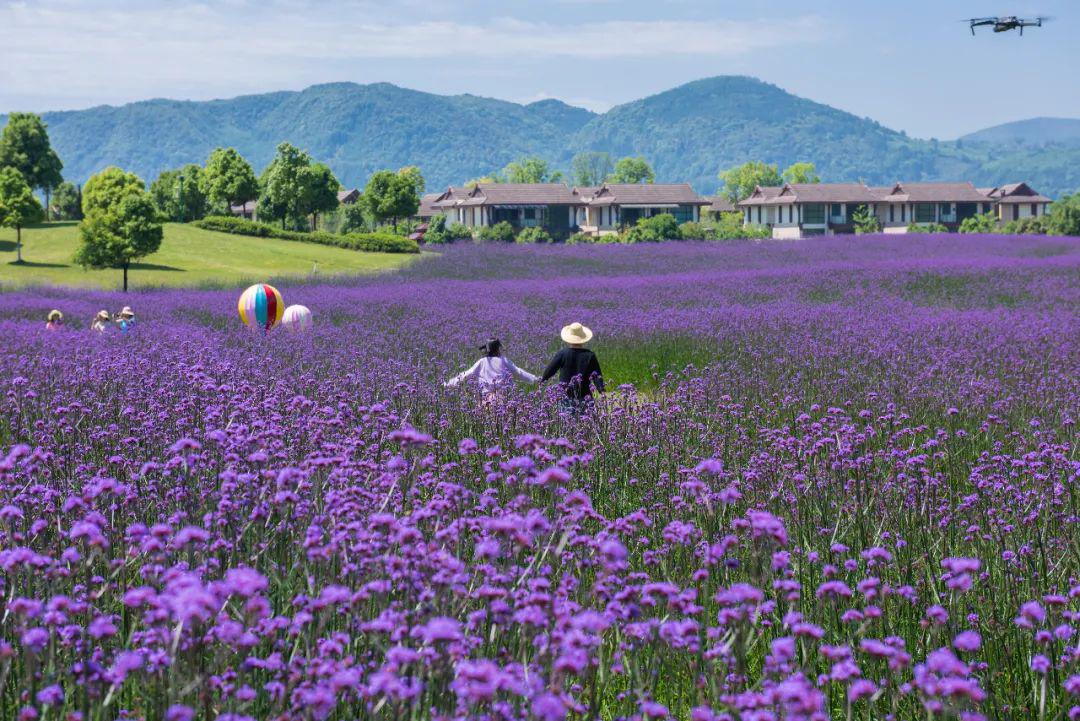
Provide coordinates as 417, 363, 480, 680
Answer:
737, 186, 784, 206
418, 193, 442, 217
337, 188, 360, 204
882, 182, 987, 203
988, 182, 1052, 203
588, 183, 708, 207
977, 187, 997, 197
431, 186, 469, 208
996, 193, 1053, 204
704, 195, 735, 213
463, 183, 583, 206
573, 187, 600, 199
230, 200, 257, 213
739, 183, 876, 205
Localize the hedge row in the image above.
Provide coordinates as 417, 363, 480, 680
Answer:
194, 215, 419, 254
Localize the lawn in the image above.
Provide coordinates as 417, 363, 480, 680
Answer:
0, 221, 414, 290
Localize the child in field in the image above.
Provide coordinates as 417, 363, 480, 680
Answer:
540, 322, 604, 413
91, 310, 111, 332
45, 310, 64, 331
445, 339, 539, 398
114, 306, 136, 333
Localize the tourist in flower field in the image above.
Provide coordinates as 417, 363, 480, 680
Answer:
114, 306, 136, 333
445, 338, 539, 398
90, 309, 110, 332
44, 309, 64, 330
541, 322, 605, 412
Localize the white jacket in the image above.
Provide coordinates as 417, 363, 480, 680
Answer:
445, 356, 539, 389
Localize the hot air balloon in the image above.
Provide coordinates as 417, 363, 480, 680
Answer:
237, 284, 284, 331
281, 304, 313, 333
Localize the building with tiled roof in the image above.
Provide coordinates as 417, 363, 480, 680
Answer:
981, 182, 1053, 225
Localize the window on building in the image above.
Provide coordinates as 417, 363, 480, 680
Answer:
802, 204, 825, 224
830, 204, 843, 219
939, 203, 952, 217
901, 205, 906, 222
889, 205, 895, 223
1031, 203, 1038, 216
1013, 205, 1019, 221
757, 207, 762, 224
672, 206, 694, 224
914, 203, 935, 223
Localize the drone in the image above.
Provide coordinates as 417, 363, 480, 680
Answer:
966, 15, 1051, 35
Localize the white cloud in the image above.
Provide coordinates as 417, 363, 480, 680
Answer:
0, 1, 823, 110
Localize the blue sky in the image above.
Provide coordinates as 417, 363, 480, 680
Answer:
1, 0, 1076, 138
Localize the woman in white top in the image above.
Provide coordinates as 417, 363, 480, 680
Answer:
445, 339, 539, 394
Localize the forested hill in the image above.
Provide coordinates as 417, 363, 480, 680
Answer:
7, 76, 1080, 197
960, 117, 1080, 147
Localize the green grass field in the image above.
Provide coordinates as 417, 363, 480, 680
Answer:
0, 222, 414, 290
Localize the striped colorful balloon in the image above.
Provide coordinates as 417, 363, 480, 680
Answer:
281, 304, 313, 333
237, 283, 284, 331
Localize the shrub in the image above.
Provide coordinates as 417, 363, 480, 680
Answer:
623, 213, 680, 243
1000, 215, 1049, 235
192, 215, 418, 253
426, 216, 474, 244
851, 204, 881, 234
565, 231, 596, 245
1046, 192, 1080, 236
476, 221, 514, 243
907, 222, 950, 234
516, 226, 553, 244
678, 221, 715, 240
959, 212, 999, 234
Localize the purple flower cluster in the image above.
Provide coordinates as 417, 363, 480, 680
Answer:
0, 235, 1078, 719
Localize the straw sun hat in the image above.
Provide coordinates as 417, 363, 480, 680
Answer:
118, 307, 135, 318
47, 309, 63, 322
560, 322, 593, 345
95, 310, 110, 321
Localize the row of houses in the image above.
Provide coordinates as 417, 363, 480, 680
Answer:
738, 181, 1051, 238
419, 180, 1050, 239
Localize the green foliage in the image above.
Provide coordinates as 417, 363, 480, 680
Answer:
608, 156, 654, 185
82, 166, 145, 216
906, 222, 950, 234
1000, 215, 1049, 236
192, 215, 419, 253
679, 213, 771, 241
1046, 192, 1080, 236
150, 164, 209, 222
423, 215, 472, 244
678, 221, 712, 240
515, 226, 553, 244
204, 148, 258, 212
259, 142, 315, 228
305, 162, 341, 230
339, 202, 370, 234
570, 152, 613, 187
502, 156, 562, 184
851, 204, 881, 234
0, 112, 63, 197
75, 184, 163, 291
398, 166, 426, 196
623, 213, 679, 243
0, 166, 45, 262
476, 221, 515, 243
564, 231, 597, 245
958, 212, 999, 234
51, 182, 82, 220
782, 162, 820, 185
363, 168, 421, 229
718, 161, 782, 203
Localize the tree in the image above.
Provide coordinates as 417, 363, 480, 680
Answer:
782, 162, 820, 185
150, 164, 209, 222
958, 212, 999, 234
624, 213, 679, 242
82, 166, 145, 216
718, 161, 782, 204
302, 162, 341, 230
51, 182, 82, 220
259, 143, 316, 229
609, 156, 655, 185
502, 157, 561, 184
851, 204, 881, 234
398, 166, 425, 196
363, 168, 421, 231
570, 152, 614, 187
0, 112, 63, 222
0, 166, 44, 263
1046, 192, 1080, 237
204, 147, 258, 215
74, 172, 162, 291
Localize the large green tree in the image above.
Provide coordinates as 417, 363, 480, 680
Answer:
0, 112, 63, 221
302, 162, 341, 230
570, 152, 614, 187
150, 164, 209, 222
75, 169, 162, 291
0, 166, 45, 263
51, 182, 82, 220
258, 142, 317, 229
718, 161, 783, 203
363, 168, 421, 231
204, 147, 259, 215
502, 157, 562, 184
782, 162, 820, 185
1046, 192, 1080, 236
609, 156, 655, 185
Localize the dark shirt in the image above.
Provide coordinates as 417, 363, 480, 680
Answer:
541, 347, 604, 400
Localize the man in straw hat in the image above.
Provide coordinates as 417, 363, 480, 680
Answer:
540, 322, 605, 413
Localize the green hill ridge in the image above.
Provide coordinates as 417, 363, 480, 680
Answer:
4, 76, 1079, 198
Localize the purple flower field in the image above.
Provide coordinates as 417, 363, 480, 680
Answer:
1, 234, 1078, 721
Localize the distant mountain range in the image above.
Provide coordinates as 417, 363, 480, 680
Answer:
4, 76, 1079, 198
